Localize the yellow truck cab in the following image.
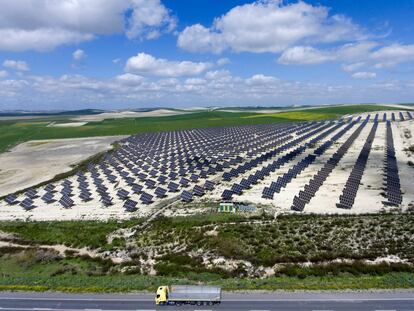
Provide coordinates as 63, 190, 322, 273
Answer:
155, 285, 221, 306
155, 286, 168, 305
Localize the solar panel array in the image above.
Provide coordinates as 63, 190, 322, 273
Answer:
291, 116, 370, 211
343, 111, 413, 123
382, 121, 403, 206
262, 118, 361, 199
0, 110, 410, 214
220, 121, 338, 200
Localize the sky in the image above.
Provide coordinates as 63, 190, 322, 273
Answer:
0, 0, 414, 111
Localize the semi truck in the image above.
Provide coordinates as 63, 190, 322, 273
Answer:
155, 285, 221, 306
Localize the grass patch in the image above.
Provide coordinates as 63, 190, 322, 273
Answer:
244, 111, 331, 121
137, 213, 414, 266
0, 219, 142, 249
243, 105, 395, 121
0, 250, 413, 292
0, 212, 414, 292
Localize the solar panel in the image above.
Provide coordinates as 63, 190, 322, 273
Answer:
154, 187, 167, 198
179, 177, 190, 187
131, 183, 143, 194
140, 192, 153, 204
61, 185, 73, 193
157, 175, 168, 184
25, 188, 38, 198
41, 192, 55, 203
231, 183, 244, 195
44, 184, 56, 192
190, 174, 199, 182
107, 174, 118, 183
20, 197, 36, 210
168, 182, 179, 192
221, 189, 233, 200
240, 178, 251, 189
168, 172, 178, 179
203, 180, 215, 190
96, 185, 108, 194
138, 173, 147, 181
100, 195, 113, 206
62, 180, 72, 187
117, 189, 130, 200
145, 179, 156, 189
79, 191, 93, 202
59, 195, 74, 208
193, 185, 205, 196
5, 194, 18, 205
180, 190, 193, 202
123, 199, 138, 212
149, 169, 158, 177
262, 187, 274, 199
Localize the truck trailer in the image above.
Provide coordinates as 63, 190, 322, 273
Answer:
155, 285, 221, 305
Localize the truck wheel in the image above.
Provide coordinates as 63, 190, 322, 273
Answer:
196, 301, 202, 306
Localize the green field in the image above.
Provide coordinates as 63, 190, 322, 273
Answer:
0, 104, 397, 153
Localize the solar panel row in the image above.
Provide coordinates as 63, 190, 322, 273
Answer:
291, 116, 370, 211
336, 121, 378, 209
382, 121, 403, 206
261, 120, 358, 199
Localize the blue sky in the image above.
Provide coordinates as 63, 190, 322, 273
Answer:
0, 0, 413, 110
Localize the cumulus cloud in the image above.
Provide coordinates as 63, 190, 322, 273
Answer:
278, 46, 334, 65
3, 59, 29, 71
126, 0, 176, 40
277, 41, 414, 71
278, 42, 377, 65
178, 0, 363, 54
352, 71, 376, 79
0, 70, 8, 78
2, 71, 413, 110
115, 73, 145, 85
370, 43, 414, 68
0, 0, 176, 51
246, 74, 279, 85
125, 52, 212, 77
0, 28, 93, 52
341, 62, 365, 72
72, 49, 86, 61
217, 58, 230, 66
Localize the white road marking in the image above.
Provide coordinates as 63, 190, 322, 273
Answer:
1, 296, 414, 302
0, 309, 157, 311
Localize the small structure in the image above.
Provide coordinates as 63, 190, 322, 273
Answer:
218, 201, 257, 213
218, 201, 236, 213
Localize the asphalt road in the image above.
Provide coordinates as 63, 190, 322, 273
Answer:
0, 291, 414, 311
